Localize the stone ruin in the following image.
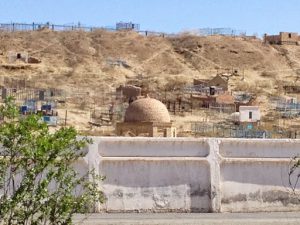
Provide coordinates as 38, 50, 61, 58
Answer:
116, 85, 142, 103
7, 51, 41, 64
8, 51, 28, 63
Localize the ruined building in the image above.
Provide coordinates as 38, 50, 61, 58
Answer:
116, 85, 142, 103
193, 74, 228, 91
264, 32, 300, 45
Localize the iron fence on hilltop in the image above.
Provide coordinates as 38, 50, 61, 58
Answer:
0, 22, 166, 37
0, 22, 248, 38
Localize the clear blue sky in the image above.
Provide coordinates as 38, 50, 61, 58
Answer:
0, 0, 299, 35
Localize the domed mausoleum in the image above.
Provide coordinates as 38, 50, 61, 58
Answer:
116, 97, 176, 137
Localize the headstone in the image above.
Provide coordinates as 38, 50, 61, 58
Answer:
2, 88, 7, 99
39, 90, 45, 101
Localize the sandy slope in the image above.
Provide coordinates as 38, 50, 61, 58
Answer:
0, 29, 299, 133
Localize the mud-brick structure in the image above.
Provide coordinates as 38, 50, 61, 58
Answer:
116, 85, 141, 102
264, 32, 300, 45
116, 97, 176, 137
193, 74, 228, 91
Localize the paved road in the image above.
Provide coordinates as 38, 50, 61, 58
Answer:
73, 212, 300, 225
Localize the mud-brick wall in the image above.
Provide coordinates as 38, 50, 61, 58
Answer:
80, 137, 300, 213
264, 34, 281, 44
280, 32, 298, 44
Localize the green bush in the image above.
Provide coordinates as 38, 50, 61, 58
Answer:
0, 98, 105, 225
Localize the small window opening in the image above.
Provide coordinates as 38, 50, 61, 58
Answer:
249, 111, 253, 119
288, 33, 292, 38
17, 53, 21, 59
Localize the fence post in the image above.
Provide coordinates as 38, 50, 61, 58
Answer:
32, 22, 35, 31
12, 23, 15, 32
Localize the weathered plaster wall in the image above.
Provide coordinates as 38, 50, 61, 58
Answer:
81, 137, 300, 213
221, 159, 299, 212
100, 158, 210, 212
219, 139, 300, 212
239, 106, 260, 122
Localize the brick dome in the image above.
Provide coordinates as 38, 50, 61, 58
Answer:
125, 97, 170, 123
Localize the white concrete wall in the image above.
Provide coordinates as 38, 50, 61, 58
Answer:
82, 137, 300, 213
218, 139, 300, 212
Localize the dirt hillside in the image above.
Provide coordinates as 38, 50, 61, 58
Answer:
0, 30, 299, 91
0, 29, 299, 132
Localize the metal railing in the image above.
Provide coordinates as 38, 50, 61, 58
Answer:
0, 22, 166, 37
0, 22, 248, 38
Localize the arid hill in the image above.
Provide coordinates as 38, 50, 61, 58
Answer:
0, 29, 300, 132
0, 30, 299, 89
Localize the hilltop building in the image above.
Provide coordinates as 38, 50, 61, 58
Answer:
264, 32, 300, 45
